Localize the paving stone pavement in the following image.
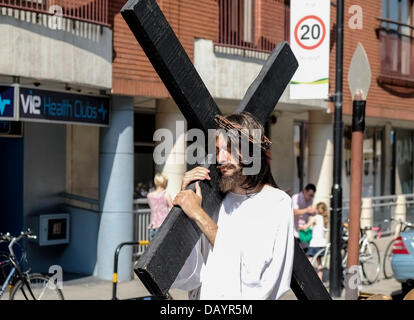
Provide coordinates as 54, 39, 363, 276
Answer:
59, 236, 403, 300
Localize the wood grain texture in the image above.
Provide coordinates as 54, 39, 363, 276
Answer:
235, 41, 298, 124
290, 239, 332, 300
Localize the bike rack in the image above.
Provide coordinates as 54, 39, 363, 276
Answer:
112, 240, 168, 300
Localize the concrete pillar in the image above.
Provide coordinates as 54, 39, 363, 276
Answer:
307, 111, 333, 208
393, 195, 407, 234
155, 99, 187, 198
96, 95, 134, 281
384, 122, 393, 195
361, 197, 374, 241
269, 112, 294, 193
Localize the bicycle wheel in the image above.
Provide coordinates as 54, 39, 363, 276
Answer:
10, 273, 64, 300
360, 241, 381, 284
310, 246, 330, 283
310, 248, 326, 269
383, 239, 394, 279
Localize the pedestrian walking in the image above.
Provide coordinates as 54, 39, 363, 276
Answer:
147, 173, 173, 241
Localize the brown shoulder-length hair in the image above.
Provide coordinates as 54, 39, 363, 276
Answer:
218, 111, 278, 191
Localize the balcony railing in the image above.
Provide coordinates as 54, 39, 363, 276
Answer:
215, 0, 278, 55
377, 19, 414, 86
0, 0, 109, 27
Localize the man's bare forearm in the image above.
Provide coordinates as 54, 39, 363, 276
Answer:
192, 207, 218, 246
293, 208, 308, 215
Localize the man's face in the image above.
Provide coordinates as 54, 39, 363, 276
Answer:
216, 133, 241, 176
303, 189, 315, 201
216, 133, 244, 192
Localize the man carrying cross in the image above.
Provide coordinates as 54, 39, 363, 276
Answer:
171, 112, 295, 300
121, 0, 331, 300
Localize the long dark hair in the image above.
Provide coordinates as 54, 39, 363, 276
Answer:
220, 112, 278, 191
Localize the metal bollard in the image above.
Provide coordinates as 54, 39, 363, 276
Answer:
112, 240, 149, 300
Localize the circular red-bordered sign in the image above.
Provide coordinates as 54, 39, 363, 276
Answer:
294, 15, 326, 50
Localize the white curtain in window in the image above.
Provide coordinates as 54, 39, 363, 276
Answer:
400, 0, 412, 74
243, 0, 253, 43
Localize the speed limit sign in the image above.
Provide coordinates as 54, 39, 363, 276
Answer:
290, 0, 330, 99
294, 15, 326, 50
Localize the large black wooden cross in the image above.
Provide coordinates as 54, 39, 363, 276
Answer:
121, 0, 331, 300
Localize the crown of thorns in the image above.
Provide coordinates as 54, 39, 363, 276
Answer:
214, 115, 272, 151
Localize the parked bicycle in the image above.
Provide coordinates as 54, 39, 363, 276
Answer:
0, 229, 64, 300
356, 227, 381, 284
310, 223, 349, 284
311, 225, 381, 285
383, 218, 414, 280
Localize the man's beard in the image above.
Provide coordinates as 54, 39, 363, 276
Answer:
217, 164, 245, 193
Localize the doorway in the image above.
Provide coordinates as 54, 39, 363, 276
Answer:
0, 137, 24, 236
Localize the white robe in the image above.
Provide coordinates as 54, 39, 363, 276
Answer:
171, 185, 295, 300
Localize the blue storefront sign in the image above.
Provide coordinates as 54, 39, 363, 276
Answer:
0, 86, 16, 120
19, 87, 110, 126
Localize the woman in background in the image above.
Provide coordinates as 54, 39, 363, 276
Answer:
147, 173, 173, 241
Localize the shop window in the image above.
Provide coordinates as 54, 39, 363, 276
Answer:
65, 124, 99, 210
394, 129, 414, 194
344, 126, 384, 198
134, 112, 155, 199
293, 122, 308, 194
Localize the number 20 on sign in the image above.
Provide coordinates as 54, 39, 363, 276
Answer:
294, 15, 326, 50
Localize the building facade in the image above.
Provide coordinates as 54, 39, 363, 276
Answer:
0, 1, 125, 281
114, 0, 414, 213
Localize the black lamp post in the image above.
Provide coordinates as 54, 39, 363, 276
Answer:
330, 0, 345, 298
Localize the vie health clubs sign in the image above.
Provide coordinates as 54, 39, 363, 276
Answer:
290, 0, 330, 99
1, 85, 110, 126
19, 87, 109, 126
0, 85, 17, 120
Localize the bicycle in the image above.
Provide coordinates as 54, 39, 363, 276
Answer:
310, 223, 349, 284
0, 229, 64, 300
311, 225, 381, 285
356, 227, 381, 284
382, 218, 414, 279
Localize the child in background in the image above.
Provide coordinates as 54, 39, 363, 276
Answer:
302, 202, 329, 280
147, 173, 173, 241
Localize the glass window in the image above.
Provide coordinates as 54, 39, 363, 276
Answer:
389, 0, 400, 21
218, 0, 254, 46
293, 122, 308, 194
343, 126, 384, 198
285, 0, 290, 42
380, 0, 414, 79
395, 129, 414, 194
134, 112, 155, 199
65, 125, 100, 203
382, 0, 413, 29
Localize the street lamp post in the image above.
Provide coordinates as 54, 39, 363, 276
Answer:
330, 0, 345, 298
345, 43, 371, 300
